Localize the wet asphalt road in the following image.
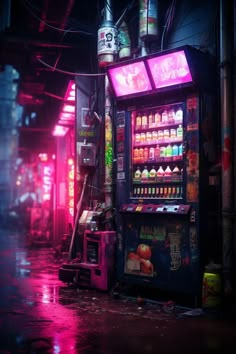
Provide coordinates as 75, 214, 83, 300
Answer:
0, 228, 236, 354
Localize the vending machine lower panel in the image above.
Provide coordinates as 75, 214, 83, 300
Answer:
117, 206, 200, 296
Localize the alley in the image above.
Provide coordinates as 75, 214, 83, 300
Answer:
0, 227, 235, 354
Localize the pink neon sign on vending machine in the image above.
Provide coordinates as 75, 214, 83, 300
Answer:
146, 50, 193, 89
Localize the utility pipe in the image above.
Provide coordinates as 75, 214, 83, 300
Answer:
220, 0, 234, 296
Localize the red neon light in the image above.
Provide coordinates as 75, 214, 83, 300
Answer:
108, 61, 152, 97
67, 158, 74, 219
147, 50, 192, 89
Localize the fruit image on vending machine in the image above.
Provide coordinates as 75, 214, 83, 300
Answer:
107, 46, 220, 304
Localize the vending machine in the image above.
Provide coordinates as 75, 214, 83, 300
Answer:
107, 45, 219, 301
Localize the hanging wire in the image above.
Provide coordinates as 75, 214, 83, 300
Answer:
37, 57, 106, 77
22, 0, 95, 36
160, 0, 176, 51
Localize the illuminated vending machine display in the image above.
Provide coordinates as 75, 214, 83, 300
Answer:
107, 46, 219, 303
132, 104, 184, 201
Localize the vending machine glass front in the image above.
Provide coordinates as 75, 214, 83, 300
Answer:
131, 103, 184, 201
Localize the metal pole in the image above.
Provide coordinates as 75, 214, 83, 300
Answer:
104, 75, 113, 212
220, 0, 234, 296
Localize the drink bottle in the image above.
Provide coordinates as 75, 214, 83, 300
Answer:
154, 112, 161, 125
141, 166, 149, 182
157, 165, 165, 177
172, 144, 178, 156
164, 129, 170, 140
152, 130, 158, 143
143, 147, 149, 162
148, 112, 154, 128
164, 165, 172, 176
134, 166, 141, 181
165, 144, 172, 157
141, 113, 148, 129
158, 129, 164, 141
133, 148, 139, 162
149, 166, 156, 182
149, 147, 155, 161
177, 124, 183, 139
154, 145, 160, 160
168, 109, 175, 123
161, 110, 168, 123
178, 144, 183, 156
170, 128, 177, 139
136, 113, 142, 129
175, 107, 183, 123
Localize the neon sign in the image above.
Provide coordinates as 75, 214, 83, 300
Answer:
147, 50, 192, 89
108, 61, 152, 97
42, 164, 53, 201
67, 158, 74, 221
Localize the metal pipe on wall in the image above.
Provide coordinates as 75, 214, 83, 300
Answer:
220, 0, 234, 297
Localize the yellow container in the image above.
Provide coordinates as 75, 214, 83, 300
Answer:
202, 268, 222, 308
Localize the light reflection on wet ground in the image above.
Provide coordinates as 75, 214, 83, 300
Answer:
0, 228, 236, 354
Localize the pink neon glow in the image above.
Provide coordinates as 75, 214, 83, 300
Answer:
67, 158, 74, 220
62, 104, 75, 113
59, 113, 74, 121
64, 80, 75, 101
108, 61, 152, 97
52, 125, 69, 136
42, 165, 53, 201
147, 50, 192, 89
